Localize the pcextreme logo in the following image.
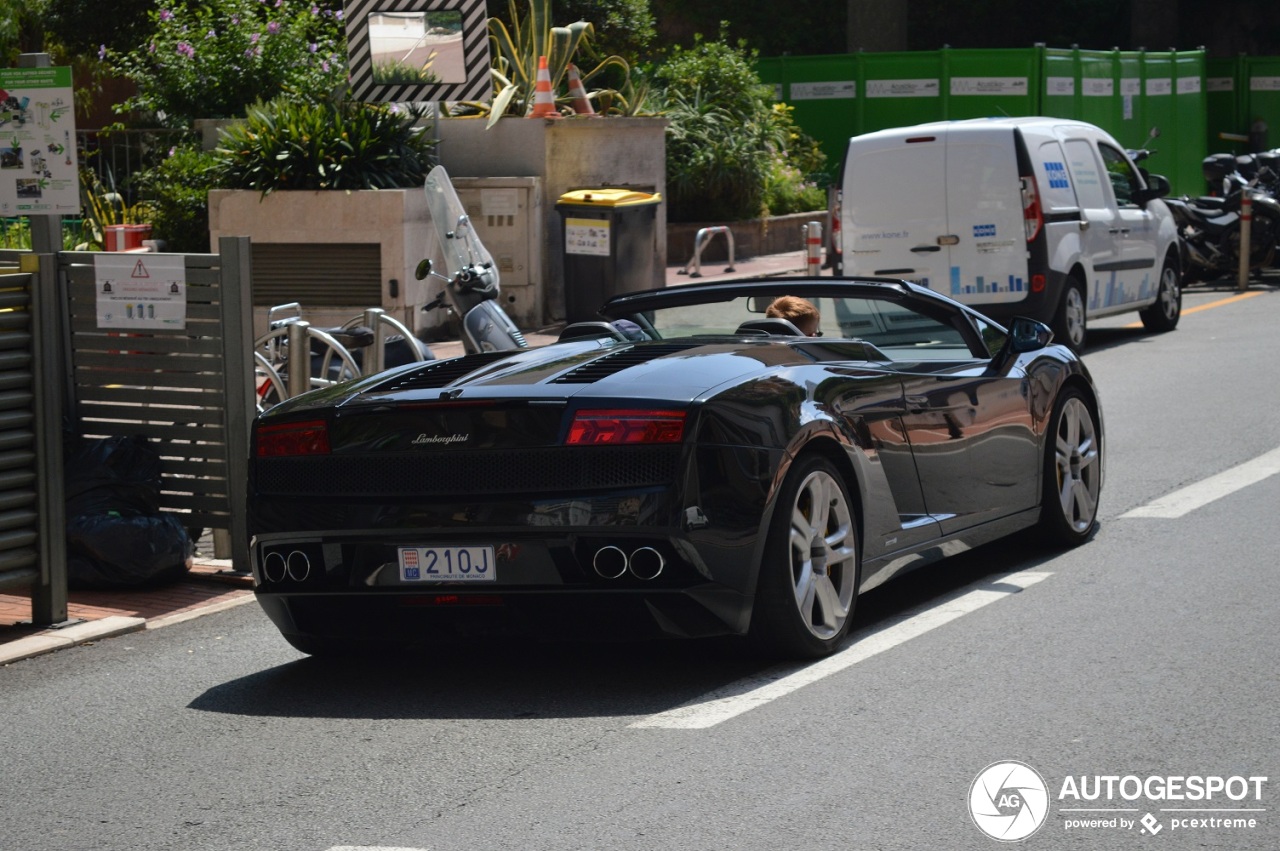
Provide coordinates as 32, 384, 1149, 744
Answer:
969, 762, 1270, 842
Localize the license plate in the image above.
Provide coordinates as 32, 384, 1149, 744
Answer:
398, 546, 496, 582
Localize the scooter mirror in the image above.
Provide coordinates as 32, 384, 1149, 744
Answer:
414, 258, 432, 281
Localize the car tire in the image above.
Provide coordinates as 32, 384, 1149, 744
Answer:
750, 454, 860, 658
1036, 387, 1102, 547
1139, 258, 1181, 332
1052, 275, 1087, 352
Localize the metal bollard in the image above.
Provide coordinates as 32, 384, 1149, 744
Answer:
363, 307, 388, 374
287, 319, 311, 400
1237, 193, 1252, 292
804, 221, 823, 277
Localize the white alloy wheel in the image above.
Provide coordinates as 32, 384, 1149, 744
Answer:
1045, 392, 1101, 543
752, 455, 861, 658
786, 468, 858, 640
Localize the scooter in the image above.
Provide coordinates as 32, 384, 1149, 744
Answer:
414, 165, 529, 354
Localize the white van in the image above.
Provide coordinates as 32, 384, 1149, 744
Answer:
836, 117, 1182, 350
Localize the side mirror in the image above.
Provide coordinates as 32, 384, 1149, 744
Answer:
1133, 173, 1171, 206
414, 258, 432, 281
1008, 316, 1054, 353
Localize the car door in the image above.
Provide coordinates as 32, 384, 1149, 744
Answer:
896, 360, 1038, 536
841, 296, 1039, 535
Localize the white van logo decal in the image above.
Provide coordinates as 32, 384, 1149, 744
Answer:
974, 224, 997, 238
1044, 161, 1071, 188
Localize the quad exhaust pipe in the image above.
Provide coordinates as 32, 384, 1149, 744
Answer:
262, 549, 312, 583
591, 545, 665, 580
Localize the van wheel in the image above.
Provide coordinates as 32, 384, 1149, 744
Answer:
1052, 276, 1087, 352
1139, 259, 1181, 332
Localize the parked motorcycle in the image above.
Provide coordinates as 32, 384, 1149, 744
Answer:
1162, 154, 1280, 284
415, 165, 529, 354
1232, 150, 1280, 197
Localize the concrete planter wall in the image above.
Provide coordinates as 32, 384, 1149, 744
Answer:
667, 211, 829, 267
435, 117, 668, 323
207, 188, 436, 338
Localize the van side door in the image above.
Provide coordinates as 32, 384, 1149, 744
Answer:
1096, 140, 1161, 307
1062, 137, 1120, 304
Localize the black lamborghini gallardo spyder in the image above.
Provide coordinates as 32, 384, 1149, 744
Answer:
249, 277, 1103, 658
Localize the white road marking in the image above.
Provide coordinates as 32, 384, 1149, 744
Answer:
1120, 446, 1280, 519
631, 569, 1052, 730
326, 847, 430, 851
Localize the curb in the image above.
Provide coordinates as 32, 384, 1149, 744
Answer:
0, 615, 145, 665
0, 591, 258, 667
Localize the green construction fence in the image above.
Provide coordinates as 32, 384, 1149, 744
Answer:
756, 47, 1280, 197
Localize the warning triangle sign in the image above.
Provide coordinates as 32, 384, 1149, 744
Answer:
131, 260, 150, 278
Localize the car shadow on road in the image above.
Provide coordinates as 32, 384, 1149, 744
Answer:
188, 535, 1066, 722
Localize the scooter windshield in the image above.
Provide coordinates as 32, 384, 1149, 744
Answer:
424, 165, 500, 291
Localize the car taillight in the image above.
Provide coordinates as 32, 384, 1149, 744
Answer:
255, 419, 330, 457
830, 203, 842, 257
565, 409, 686, 445
1021, 173, 1043, 242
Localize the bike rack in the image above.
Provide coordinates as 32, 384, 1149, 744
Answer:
254, 305, 430, 410
679, 226, 736, 278
341, 307, 428, 374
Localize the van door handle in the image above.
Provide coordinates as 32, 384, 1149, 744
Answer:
910, 245, 942, 253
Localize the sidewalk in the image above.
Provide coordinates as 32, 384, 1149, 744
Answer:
0, 250, 813, 665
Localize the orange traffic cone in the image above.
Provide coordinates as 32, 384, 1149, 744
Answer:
566, 64, 598, 116
528, 55, 561, 119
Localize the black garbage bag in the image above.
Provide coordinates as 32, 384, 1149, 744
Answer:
64, 434, 163, 517
66, 511, 194, 589
64, 435, 194, 589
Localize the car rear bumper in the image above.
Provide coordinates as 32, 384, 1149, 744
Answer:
256, 584, 753, 645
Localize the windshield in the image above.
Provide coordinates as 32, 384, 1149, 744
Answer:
614, 292, 980, 359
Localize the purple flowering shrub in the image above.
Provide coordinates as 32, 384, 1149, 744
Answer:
106, 0, 347, 126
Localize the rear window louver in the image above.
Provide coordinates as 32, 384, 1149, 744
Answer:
372, 351, 514, 392
551, 343, 701, 384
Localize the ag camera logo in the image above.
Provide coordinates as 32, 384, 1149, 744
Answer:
969, 760, 1050, 842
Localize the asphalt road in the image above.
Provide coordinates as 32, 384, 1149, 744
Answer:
2, 280, 1278, 851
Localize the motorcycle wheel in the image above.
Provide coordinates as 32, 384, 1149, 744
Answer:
1246, 212, 1280, 270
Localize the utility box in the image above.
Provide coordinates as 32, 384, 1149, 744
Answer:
556, 188, 662, 323
450, 177, 543, 328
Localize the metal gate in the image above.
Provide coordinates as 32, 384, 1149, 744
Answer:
59, 237, 255, 573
